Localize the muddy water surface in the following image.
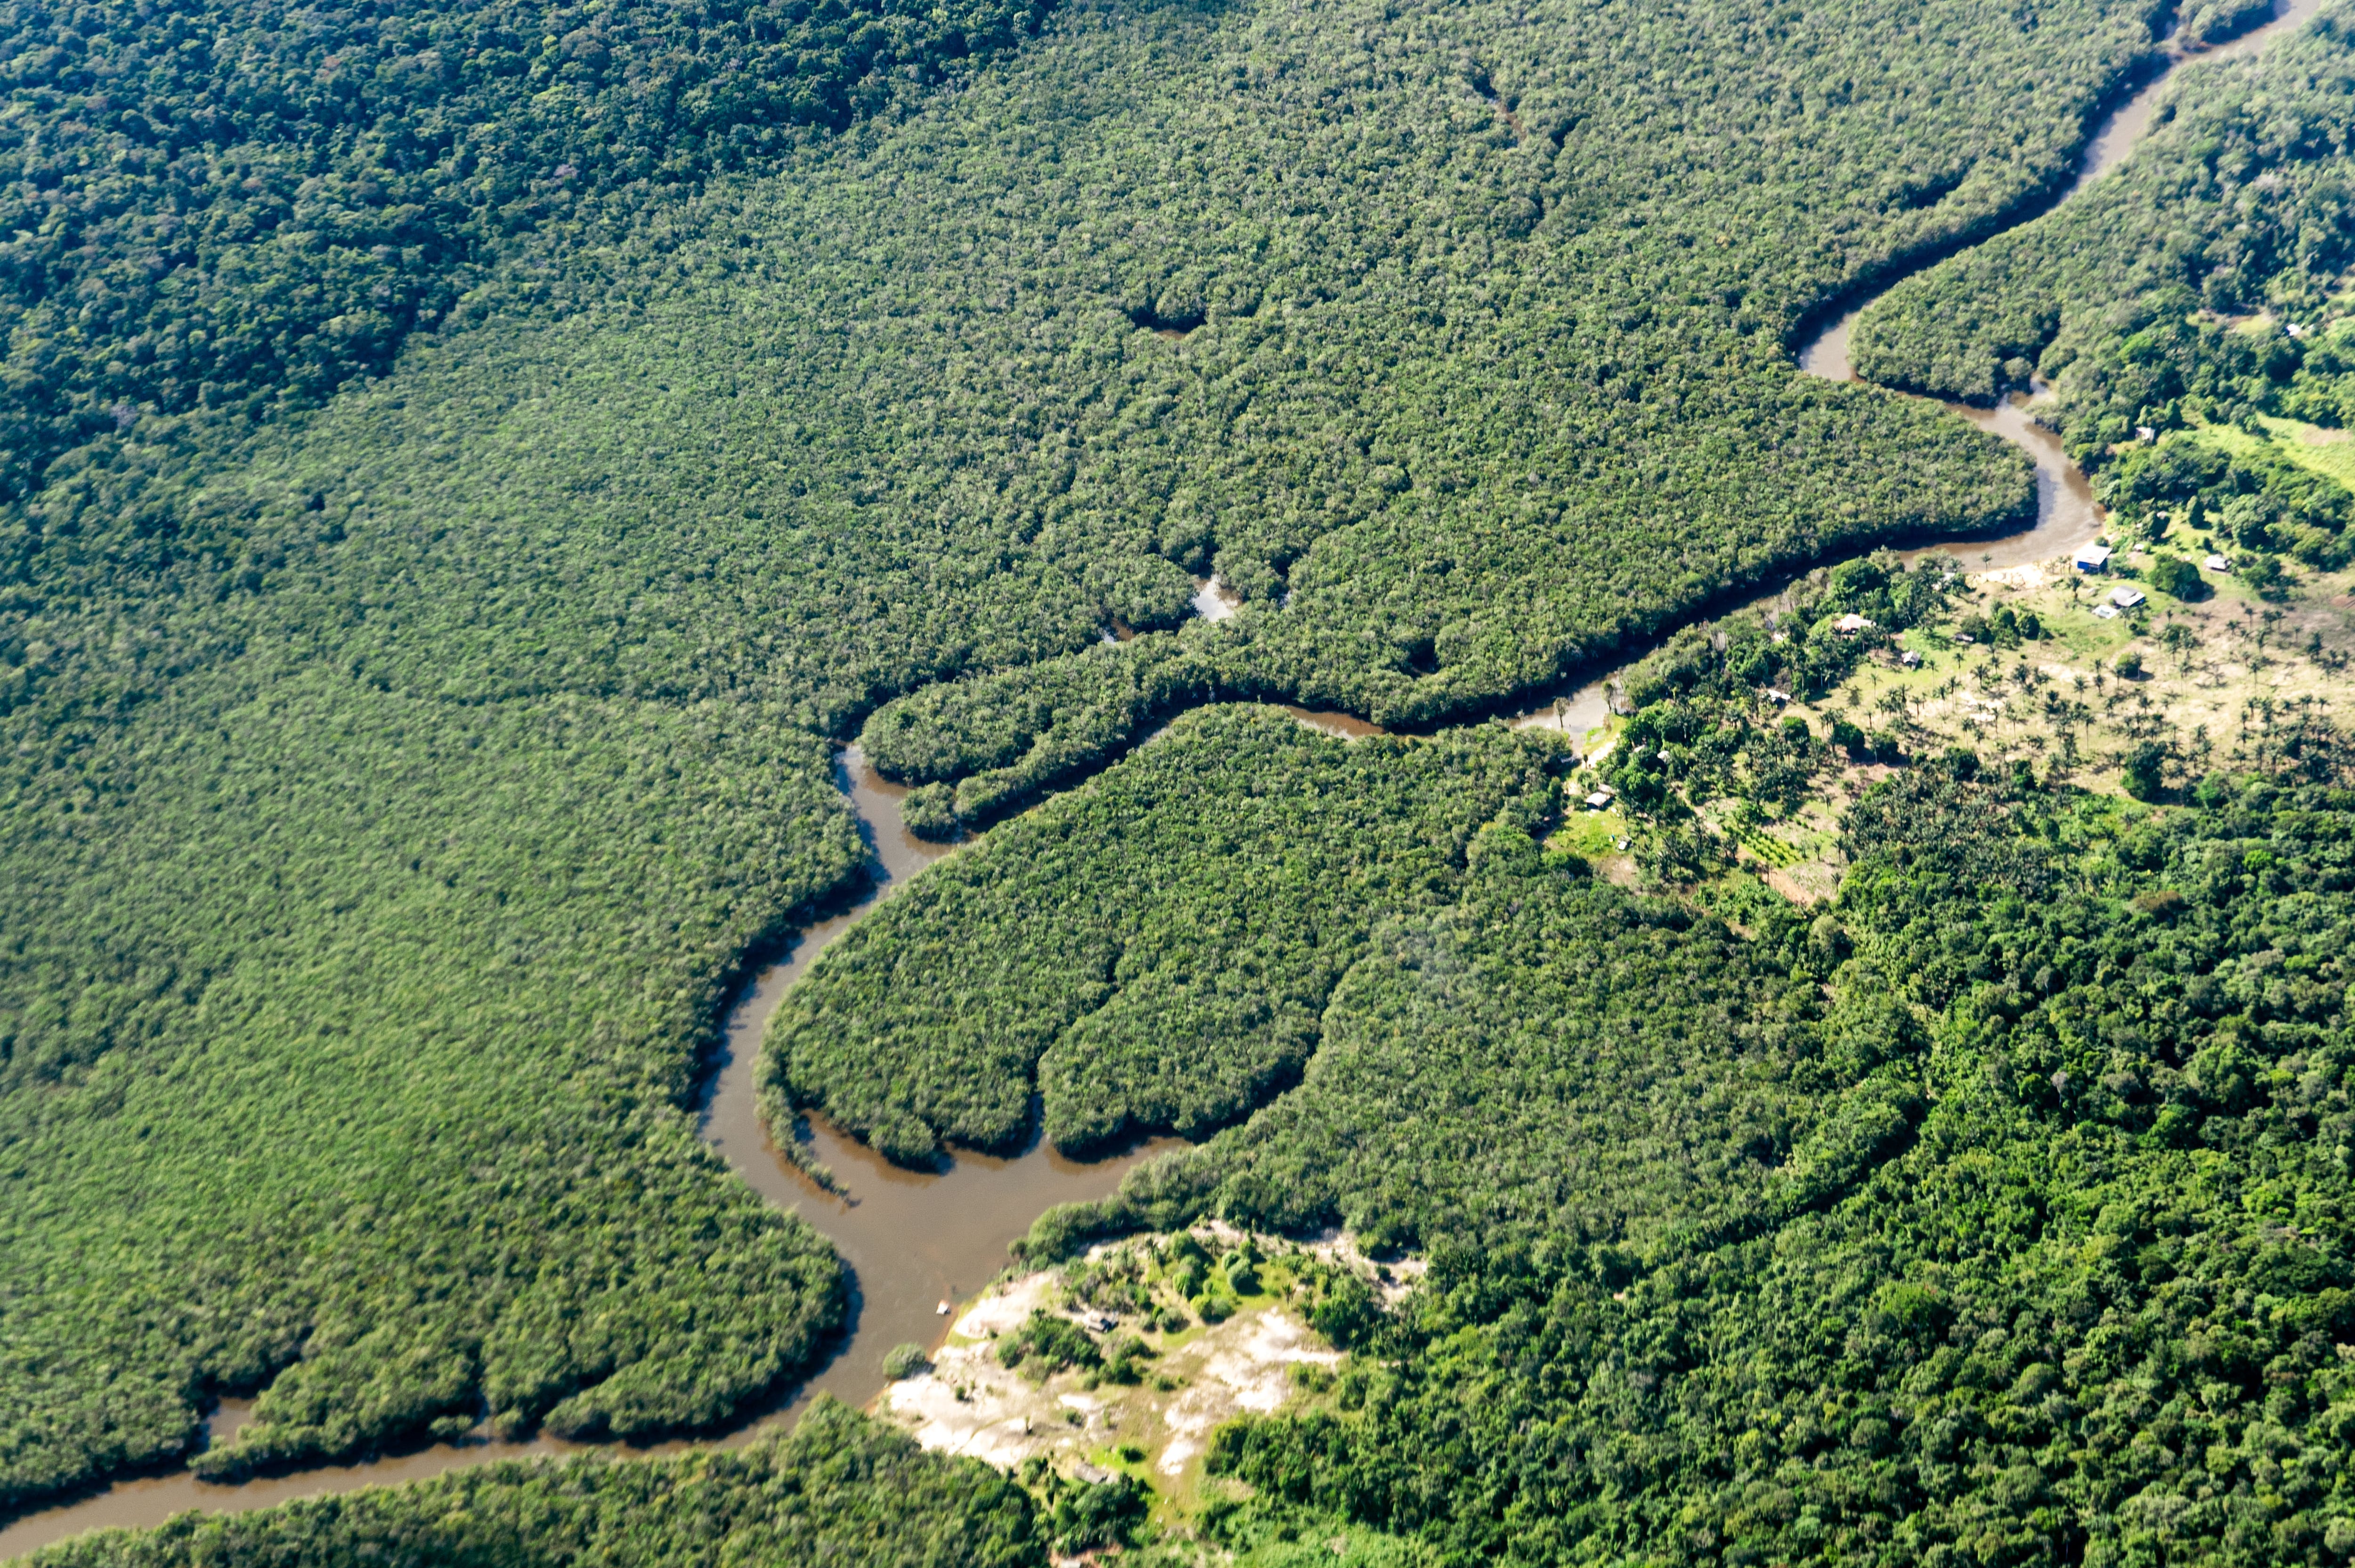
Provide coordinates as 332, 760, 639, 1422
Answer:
1798, 0, 2329, 567
699, 749, 1179, 1413
0, 750, 1164, 1560
3, 1, 2339, 1558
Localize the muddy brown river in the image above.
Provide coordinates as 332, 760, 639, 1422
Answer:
1509, 0, 2328, 744
1796, 0, 2328, 570
693, 750, 1180, 1416
0, 752, 1170, 1560
0, 1, 2333, 1556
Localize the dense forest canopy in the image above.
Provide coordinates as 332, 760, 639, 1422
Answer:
23, 1400, 1050, 1568
12, 0, 2355, 1553
768, 706, 1564, 1162
804, 703, 2355, 1565
1856, 11, 2355, 570
0, 0, 1049, 496
1202, 768, 2355, 1566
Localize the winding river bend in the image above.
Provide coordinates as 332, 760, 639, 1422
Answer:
0, 2, 2329, 1556
0, 755, 1173, 1562
1514, 0, 2326, 744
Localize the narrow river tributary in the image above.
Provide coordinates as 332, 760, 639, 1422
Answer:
1512, 0, 2326, 745
0, 1, 2329, 1555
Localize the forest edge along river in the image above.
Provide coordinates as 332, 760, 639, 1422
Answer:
1798, 0, 2328, 570
0, 0, 2330, 1554
0, 752, 1176, 1560
1515, 0, 2329, 748
691, 750, 1181, 1422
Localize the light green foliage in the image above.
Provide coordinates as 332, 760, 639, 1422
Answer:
832, 0, 2183, 816
1206, 770, 2355, 1565
26, 1399, 1044, 1568
0, 673, 858, 1500
1855, 11, 2355, 566
1016, 1456, 1152, 1559
997, 1309, 1104, 1381
1115, 833, 1836, 1257
0, 0, 2209, 1521
767, 707, 1563, 1161
831, 673, 2355, 1561
1599, 551, 1956, 821
0, 0, 1049, 498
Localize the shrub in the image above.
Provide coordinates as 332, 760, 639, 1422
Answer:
2146, 553, 2206, 601
997, 1312, 1101, 1381
1050, 1474, 1149, 1556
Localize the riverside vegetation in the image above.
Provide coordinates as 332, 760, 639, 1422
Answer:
23, 1400, 1051, 1567
1854, 9, 2355, 578
774, 696, 2355, 1564
9, 0, 2355, 1562
2, 0, 2171, 1511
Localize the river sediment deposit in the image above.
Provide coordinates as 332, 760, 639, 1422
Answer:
0, 1, 2331, 1556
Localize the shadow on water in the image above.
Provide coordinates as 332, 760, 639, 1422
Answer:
696, 753, 1180, 1417
1795, 0, 2328, 571
1479, 0, 2331, 753
2, 1, 2338, 1558
0, 749, 1169, 1560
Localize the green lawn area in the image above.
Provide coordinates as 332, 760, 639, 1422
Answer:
2184, 414, 2355, 492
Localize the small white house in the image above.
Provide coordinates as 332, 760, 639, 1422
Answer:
2093, 604, 2120, 620
2111, 585, 2146, 609
1900, 649, 1921, 667
1765, 687, 1792, 705
1834, 613, 1876, 636
2204, 553, 2231, 573
2074, 544, 2112, 572
1584, 790, 1615, 811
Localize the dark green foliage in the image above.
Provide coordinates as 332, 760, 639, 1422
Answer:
1103, 1334, 1157, 1384
1855, 10, 2355, 561
0, 0, 2206, 1516
1981, 601, 2047, 643
0, 0, 1049, 498
1593, 552, 1955, 819
1064, 1249, 1153, 1317
0, 676, 859, 1505
767, 707, 1563, 1162
1049, 1473, 1148, 1556
833, 682, 2355, 1561
997, 1310, 1103, 1381
1014, 1461, 1148, 1558
2184, 0, 2281, 45
1204, 773, 2355, 1564
832, 0, 2202, 812
1621, 552, 1957, 710
2107, 425, 2353, 565
1118, 837, 1836, 1259
26, 1399, 1044, 1568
